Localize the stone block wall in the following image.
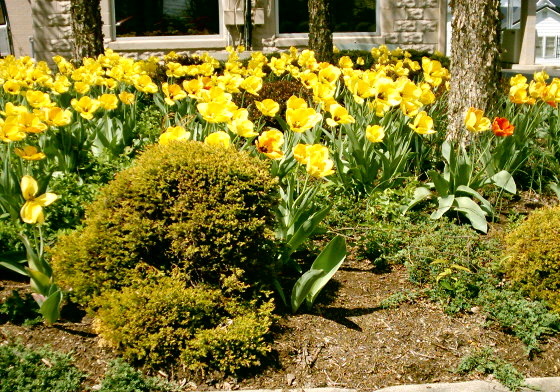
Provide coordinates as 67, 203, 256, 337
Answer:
30, 0, 73, 63
380, 0, 444, 53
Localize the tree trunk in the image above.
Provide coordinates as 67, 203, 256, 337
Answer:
70, 0, 104, 62
447, 0, 501, 140
308, 0, 333, 63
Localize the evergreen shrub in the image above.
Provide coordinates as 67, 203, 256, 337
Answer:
93, 272, 274, 373
502, 205, 560, 312
51, 141, 278, 306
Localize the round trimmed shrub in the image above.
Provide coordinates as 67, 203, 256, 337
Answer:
51, 141, 278, 306
502, 205, 560, 312
92, 272, 275, 373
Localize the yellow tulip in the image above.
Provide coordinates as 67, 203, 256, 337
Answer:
19, 112, 48, 133
197, 101, 236, 123
1, 116, 26, 142
255, 99, 280, 117
287, 95, 308, 110
14, 145, 46, 160
240, 75, 263, 96
286, 107, 322, 133
118, 91, 136, 105
464, 107, 491, 133
71, 96, 101, 120
133, 75, 158, 94
159, 126, 191, 145
409, 111, 436, 135
25, 90, 54, 108
255, 128, 284, 159
162, 83, 187, 106
227, 108, 257, 138
204, 131, 231, 148
3, 79, 21, 95
366, 125, 385, 143
306, 144, 335, 177
98, 94, 119, 110
74, 81, 91, 95
20, 175, 58, 224
326, 104, 355, 127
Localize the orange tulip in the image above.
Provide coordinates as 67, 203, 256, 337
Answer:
492, 117, 515, 137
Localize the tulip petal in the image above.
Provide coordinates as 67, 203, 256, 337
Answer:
20, 175, 38, 200
20, 201, 44, 224
35, 192, 58, 207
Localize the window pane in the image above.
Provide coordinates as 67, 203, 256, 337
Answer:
115, 0, 219, 37
279, 0, 376, 34
536, 36, 543, 57
545, 36, 555, 57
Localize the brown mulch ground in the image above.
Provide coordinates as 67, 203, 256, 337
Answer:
2, 256, 559, 391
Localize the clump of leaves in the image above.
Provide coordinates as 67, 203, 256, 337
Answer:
379, 290, 421, 309
0, 341, 85, 392
477, 288, 560, 355
97, 359, 180, 392
457, 347, 526, 391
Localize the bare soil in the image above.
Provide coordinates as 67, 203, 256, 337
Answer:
2, 256, 559, 391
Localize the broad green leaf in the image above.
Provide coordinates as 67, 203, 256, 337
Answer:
428, 170, 450, 197
304, 236, 347, 308
442, 140, 452, 163
431, 195, 455, 220
27, 269, 51, 296
454, 197, 488, 233
403, 186, 432, 214
40, 290, 63, 324
287, 206, 331, 252
549, 182, 560, 199
0, 259, 28, 276
490, 170, 516, 194
456, 185, 494, 216
291, 269, 324, 313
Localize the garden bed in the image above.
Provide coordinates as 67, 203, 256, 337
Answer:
2, 240, 559, 390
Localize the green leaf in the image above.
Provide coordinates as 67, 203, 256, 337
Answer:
454, 197, 488, 233
291, 269, 324, 313
456, 185, 494, 216
0, 259, 28, 276
549, 182, 560, 199
490, 170, 516, 194
304, 236, 347, 308
403, 186, 432, 214
428, 170, 450, 197
40, 290, 63, 324
27, 269, 51, 296
287, 206, 331, 253
431, 195, 455, 220
291, 236, 347, 312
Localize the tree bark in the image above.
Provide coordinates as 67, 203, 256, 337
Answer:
308, 0, 333, 63
447, 0, 501, 140
70, 0, 105, 62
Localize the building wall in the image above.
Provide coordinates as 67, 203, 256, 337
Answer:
535, 10, 560, 64
4, 0, 33, 57
6, 0, 448, 61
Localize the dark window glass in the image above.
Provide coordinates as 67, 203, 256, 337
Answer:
115, 0, 219, 37
278, 0, 376, 34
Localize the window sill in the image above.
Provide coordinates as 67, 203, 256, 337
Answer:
274, 33, 384, 50
107, 35, 228, 51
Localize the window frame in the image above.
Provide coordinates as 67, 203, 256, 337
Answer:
106, 0, 227, 51
537, 35, 560, 59
273, 0, 380, 47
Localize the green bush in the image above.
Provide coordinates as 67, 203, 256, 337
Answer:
92, 272, 275, 374
502, 205, 560, 312
51, 141, 278, 305
0, 342, 85, 392
98, 359, 180, 392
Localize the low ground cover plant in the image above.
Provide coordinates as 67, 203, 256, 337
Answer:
0, 44, 559, 379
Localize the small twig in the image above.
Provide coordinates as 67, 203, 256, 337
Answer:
409, 349, 438, 360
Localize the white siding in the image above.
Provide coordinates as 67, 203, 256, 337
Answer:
535, 10, 560, 65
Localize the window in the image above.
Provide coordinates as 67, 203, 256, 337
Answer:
114, 0, 219, 37
278, 0, 377, 34
500, 0, 520, 30
537, 35, 560, 58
